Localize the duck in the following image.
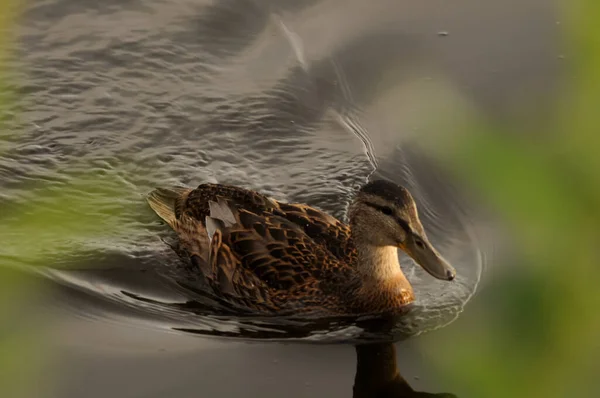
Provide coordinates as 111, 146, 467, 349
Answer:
147, 179, 455, 316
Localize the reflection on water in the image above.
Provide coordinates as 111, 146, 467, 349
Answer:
354, 343, 456, 397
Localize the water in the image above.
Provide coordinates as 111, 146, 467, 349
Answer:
1, 0, 559, 396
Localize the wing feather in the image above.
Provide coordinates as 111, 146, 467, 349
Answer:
148, 183, 357, 313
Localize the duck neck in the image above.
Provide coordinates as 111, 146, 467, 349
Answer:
353, 242, 414, 306
347, 207, 415, 307
354, 243, 402, 280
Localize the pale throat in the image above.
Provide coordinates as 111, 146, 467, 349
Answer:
353, 244, 414, 307
356, 243, 410, 282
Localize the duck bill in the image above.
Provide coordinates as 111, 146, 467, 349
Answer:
401, 238, 456, 281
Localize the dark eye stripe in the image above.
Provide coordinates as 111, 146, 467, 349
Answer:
363, 201, 411, 233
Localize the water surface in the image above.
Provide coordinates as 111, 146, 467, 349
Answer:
1, 0, 559, 396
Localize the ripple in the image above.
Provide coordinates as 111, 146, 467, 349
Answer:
1, 0, 492, 344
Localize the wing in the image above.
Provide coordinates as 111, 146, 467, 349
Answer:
177, 184, 357, 262
148, 184, 360, 313
177, 183, 280, 220
275, 202, 356, 262
204, 208, 351, 308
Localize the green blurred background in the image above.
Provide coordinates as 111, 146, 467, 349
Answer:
419, 1, 600, 397
1, 1, 598, 397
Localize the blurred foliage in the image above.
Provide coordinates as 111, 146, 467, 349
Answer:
421, 1, 600, 397
0, 169, 140, 268
1, 2, 54, 398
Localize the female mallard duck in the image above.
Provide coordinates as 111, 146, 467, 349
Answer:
147, 180, 455, 315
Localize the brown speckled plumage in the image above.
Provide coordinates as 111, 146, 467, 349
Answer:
147, 181, 455, 316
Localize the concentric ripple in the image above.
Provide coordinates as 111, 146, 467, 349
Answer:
0, 0, 492, 343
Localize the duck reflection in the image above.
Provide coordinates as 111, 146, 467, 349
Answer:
353, 343, 456, 398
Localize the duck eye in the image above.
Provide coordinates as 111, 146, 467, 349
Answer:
363, 202, 395, 217
380, 206, 393, 216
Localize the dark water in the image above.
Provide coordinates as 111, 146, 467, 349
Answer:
1, 0, 559, 396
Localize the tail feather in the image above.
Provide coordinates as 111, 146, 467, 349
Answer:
147, 187, 190, 227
